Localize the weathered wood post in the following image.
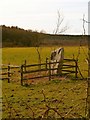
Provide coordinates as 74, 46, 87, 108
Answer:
49, 61, 51, 81
58, 60, 63, 76
46, 57, 48, 69
7, 63, 10, 83
75, 60, 78, 79
21, 65, 23, 85
24, 60, 26, 72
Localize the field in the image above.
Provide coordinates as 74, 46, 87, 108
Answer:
1, 46, 88, 119
2, 46, 88, 77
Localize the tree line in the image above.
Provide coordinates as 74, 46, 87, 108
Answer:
1, 25, 87, 47
2, 25, 45, 47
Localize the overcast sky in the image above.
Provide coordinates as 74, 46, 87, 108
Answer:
0, 0, 89, 35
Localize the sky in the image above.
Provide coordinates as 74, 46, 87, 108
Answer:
0, 0, 89, 35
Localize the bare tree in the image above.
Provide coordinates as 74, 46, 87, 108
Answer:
53, 10, 69, 34
35, 47, 42, 69
35, 10, 69, 70
34, 33, 42, 70
79, 13, 90, 118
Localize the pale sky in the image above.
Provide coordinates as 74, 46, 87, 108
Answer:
0, 0, 89, 35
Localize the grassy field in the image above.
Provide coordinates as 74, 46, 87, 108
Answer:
2, 46, 88, 63
2, 46, 88, 77
1, 46, 88, 118
2, 78, 87, 118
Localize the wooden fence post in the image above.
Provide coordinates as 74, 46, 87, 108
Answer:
49, 61, 51, 81
7, 63, 10, 83
21, 65, 23, 85
46, 57, 48, 69
75, 60, 78, 79
58, 60, 63, 76
24, 60, 26, 72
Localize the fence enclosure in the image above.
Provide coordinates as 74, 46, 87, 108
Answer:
20, 58, 78, 85
1, 59, 89, 119
0, 58, 78, 85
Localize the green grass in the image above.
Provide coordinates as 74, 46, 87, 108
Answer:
2, 46, 88, 77
2, 46, 88, 63
2, 47, 53, 65
1, 46, 88, 118
2, 79, 87, 118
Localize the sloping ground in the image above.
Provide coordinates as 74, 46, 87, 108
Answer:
2, 78, 87, 119
2, 25, 88, 47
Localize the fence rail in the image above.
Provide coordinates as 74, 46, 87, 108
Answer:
0, 64, 20, 82
20, 58, 78, 85
0, 58, 78, 85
